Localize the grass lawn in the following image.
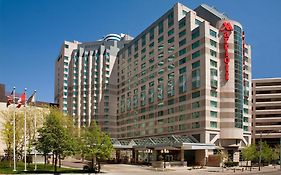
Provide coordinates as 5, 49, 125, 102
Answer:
0, 161, 87, 174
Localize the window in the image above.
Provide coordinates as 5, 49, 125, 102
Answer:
149, 28, 154, 41
210, 100, 217, 108
158, 36, 164, 43
179, 67, 186, 74
158, 21, 164, 34
244, 108, 249, 114
192, 40, 200, 49
168, 37, 174, 44
179, 29, 186, 38
192, 61, 200, 69
179, 39, 186, 47
192, 28, 200, 39
192, 101, 200, 109
179, 48, 187, 56
210, 60, 217, 68
141, 35, 146, 47
168, 12, 174, 27
192, 111, 199, 119
195, 19, 202, 25
65, 44, 69, 48
192, 51, 200, 59
179, 18, 186, 29
179, 57, 187, 65
210, 111, 217, 118
210, 49, 217, 57
179, 95, 186, 102
149, 42, 154, 49
192, 91, 200, 99
210, 90, 217, 97
179, 74, 187, 93
210, 68, 217, 76
168, 28, 174, 36
210, 29, 217, 37
210, 121, 217, 128
210, 39, 217, 47
243, 126, 249, 131
192, 122, 200, 129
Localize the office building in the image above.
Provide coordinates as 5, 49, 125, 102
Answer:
252, 78, 281, 145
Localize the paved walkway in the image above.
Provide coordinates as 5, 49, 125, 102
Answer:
61, 158, 281, 175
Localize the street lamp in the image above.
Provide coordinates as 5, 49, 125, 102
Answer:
161, 149, 169, 168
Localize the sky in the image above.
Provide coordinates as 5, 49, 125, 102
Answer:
0, 0, 281, 103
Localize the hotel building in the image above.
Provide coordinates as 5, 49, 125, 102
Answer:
252, 78, 281, 145
54, 34, 133, 137
116, 3, 251, 162
55, 3, 252, 164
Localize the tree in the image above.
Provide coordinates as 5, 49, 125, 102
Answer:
82, 121, 113, 172
36, 107, 76, 172
1, 110, 24, 166
1, 107, 46, 166
241, 144, 257, 169
271, 145, 280, 167
260, 142, 273, 164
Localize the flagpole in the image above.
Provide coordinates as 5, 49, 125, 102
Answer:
24, 88, 27, 171
13, 86, 16, 172
33, 90, 37, 171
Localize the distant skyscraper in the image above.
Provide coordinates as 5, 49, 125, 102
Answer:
54, 34, 132, 137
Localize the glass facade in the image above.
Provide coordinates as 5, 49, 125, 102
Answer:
234, 25, 244, 129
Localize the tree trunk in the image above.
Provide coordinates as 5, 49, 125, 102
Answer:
54, 153, 58, 172
97, 158, 101, 173
246, 160, 248, 170
91, 156, 94, 169
59, 154, 61, 168
43, 154, 46, 168
52, 152, 54, 165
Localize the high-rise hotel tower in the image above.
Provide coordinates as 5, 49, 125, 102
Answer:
116, 3, 251, 160
55, 3, 252, 161
54, 34, 132, 137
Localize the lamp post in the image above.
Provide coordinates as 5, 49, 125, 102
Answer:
161, 149, 169, 168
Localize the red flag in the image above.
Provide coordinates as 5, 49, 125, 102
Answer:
17, 92, 26, 108
6, 90, 14, 107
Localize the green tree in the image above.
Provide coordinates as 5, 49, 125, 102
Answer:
271, 145, 280, 167
260, 142, 273, 164
82, 121, 113, 172
36, 108, 76, 172
0, 110, 25, 166
241, 144, 257, 169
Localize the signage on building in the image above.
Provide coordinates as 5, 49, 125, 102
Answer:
220, 22, 233, 81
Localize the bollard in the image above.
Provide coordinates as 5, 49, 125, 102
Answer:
242, 168, 244, 172
234, 168, 235, 173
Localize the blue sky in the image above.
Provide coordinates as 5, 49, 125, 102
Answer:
0, 0, 281, 102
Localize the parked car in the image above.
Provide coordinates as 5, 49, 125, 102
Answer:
83, 161, 100, 173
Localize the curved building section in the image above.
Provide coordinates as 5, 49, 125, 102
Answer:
103, 34, 122, 41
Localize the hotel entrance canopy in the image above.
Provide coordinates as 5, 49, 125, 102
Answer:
111, 135, 216, 150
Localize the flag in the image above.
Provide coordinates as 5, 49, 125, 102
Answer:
27, 90, 36, 104
17, 92, 26, 108
6, 89, 15, 107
